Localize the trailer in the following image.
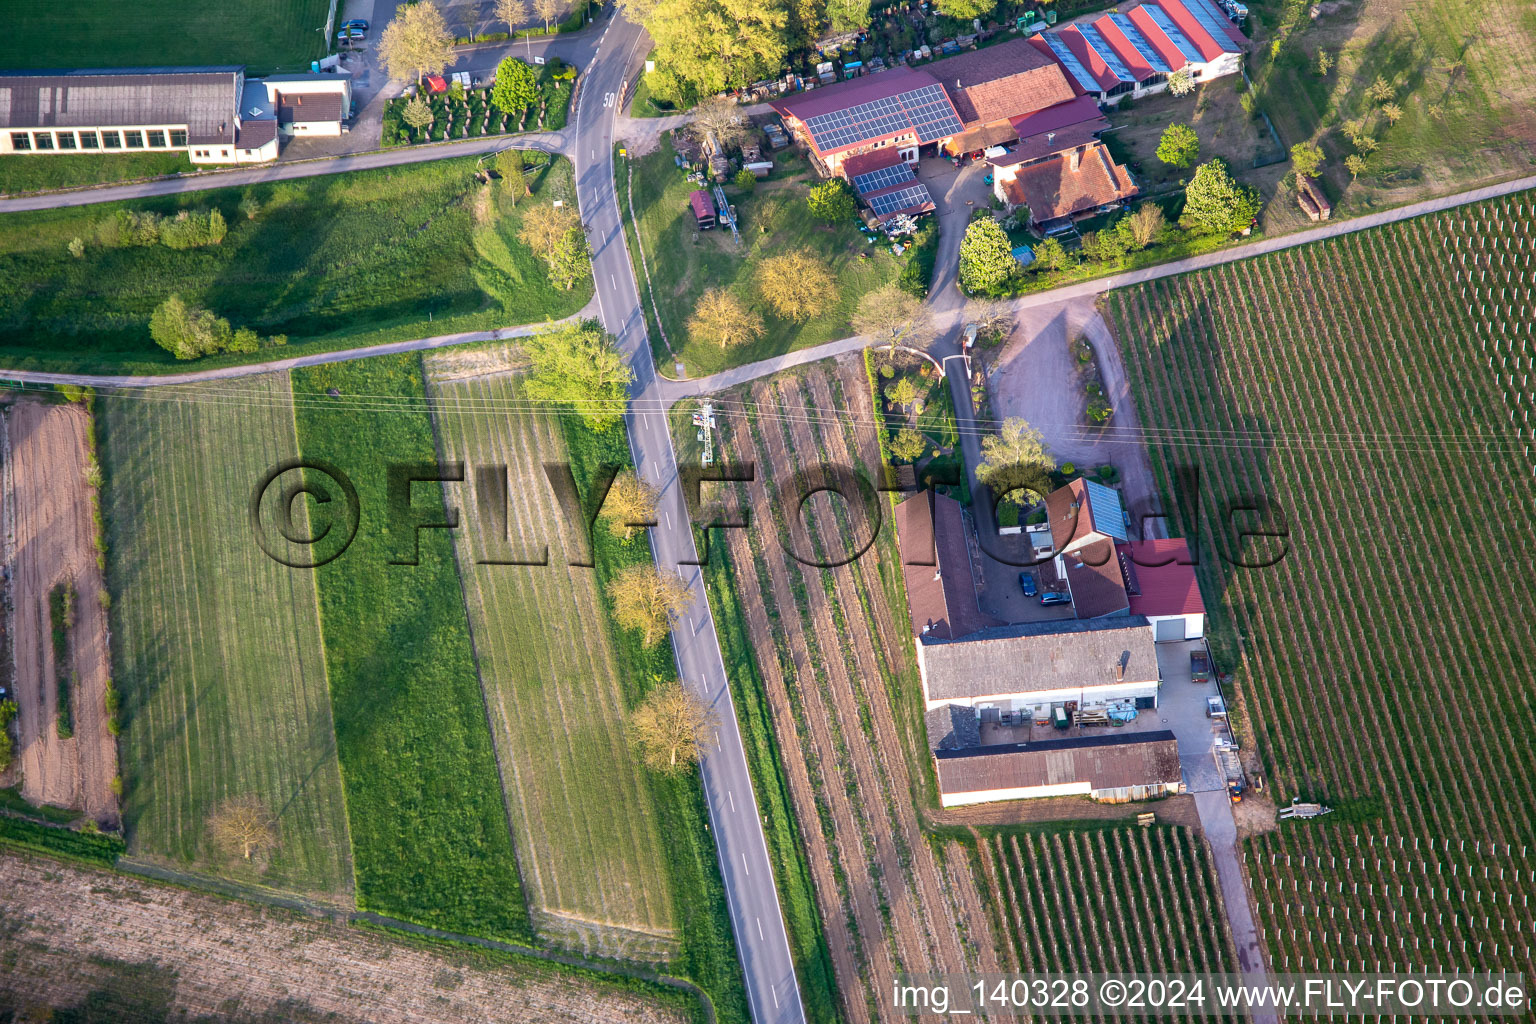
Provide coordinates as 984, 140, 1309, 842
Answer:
1191, 650, 1212, 684
1213, 738, 1244, 801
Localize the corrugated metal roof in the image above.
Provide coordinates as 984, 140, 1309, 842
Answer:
920, 617, 1160, 701
0, 67, 240, 142
934, 730, 1181, 795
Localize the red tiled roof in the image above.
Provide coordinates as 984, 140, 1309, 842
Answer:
1064, 539, 1131, 619
1126, 5, 1193, 70
1055, 26, 1121, 93
1117, 539, 1206, 617
236, 118, 277, 150
1008, 93, 1104, 139
1025, 35, 1087, 96
925, 38, 1075, 125
840, 147, 903, 181
992, 117, 1104, 168
276, 91, 343, 124
1004, 141, 1138, 222
895, 491, 1000, 641
1094, 14, 1158, 81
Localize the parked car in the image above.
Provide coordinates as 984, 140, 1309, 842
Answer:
342, 18, 369, 30
1040, 591, 1071, 606
1018, 571, 1037, 597
337, 27, 365, 42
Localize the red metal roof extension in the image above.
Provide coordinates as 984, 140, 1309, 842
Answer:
1117, 538, 1206, 617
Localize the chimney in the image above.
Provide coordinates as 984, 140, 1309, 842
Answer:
1046, 131, 1055, 144
1071, 147, 1082, 171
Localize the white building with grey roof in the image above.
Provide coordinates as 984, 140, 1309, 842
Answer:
0, 66, 351, 166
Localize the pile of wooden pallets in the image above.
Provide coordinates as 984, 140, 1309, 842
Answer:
1296, 174, 1332, 221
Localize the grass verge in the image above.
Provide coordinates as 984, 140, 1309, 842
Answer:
0, 152, 193, 197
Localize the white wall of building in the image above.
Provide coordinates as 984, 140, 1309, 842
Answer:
940, 780, 1091, 807
1149, 613, 1204, 642
2, 123, 192, 157
923, 679, 1159, 713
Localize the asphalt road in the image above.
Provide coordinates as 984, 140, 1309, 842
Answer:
569, 13, 807, 1024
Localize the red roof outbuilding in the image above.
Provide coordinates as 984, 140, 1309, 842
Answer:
1117, 538, 1206, 617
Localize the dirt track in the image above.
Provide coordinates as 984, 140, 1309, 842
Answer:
4, 397, 118, 826
0, 851, 689, 1024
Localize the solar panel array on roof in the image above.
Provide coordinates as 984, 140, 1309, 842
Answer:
1109, 14, 1172, 72
852, 160, 915, 195
1044, 34, 1102, 93
802, 82, 962, 152
1078, 24, 1136, 82
868, 182, 933, 216
1141, 5, 1203, 63
1180, 0, 1243, 50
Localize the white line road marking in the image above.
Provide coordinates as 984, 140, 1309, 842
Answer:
741, 853, 750, 877
772, 986, 779, 1008
610, 274, 616, 289
729, 791, 736, 812
663, 510, 671, 530
756, 917, 763, 940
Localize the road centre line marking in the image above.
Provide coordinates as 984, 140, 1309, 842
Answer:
742, 853, 749, 877
729, 791, 735, 812
757, 917, 764, 940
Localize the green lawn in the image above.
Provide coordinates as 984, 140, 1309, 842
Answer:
0, 153, 192, 197
0, 0, 330, 72
425, 364, 677, 959
291, 353, 528, 940
620, 137, 907, 379
100, 374, 352, 898
0, 154, 590, 374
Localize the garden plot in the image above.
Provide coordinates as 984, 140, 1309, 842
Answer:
1111, 190, 1536, 979
693, 356, 1001, 1023
424, 362, 677, 960
99, 375, 350, 896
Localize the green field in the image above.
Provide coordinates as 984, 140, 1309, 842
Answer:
0, 155, 590, 373
99, 374, 352, 896
0, 152, 192, 197
981, 824, 1236, 979
1112, 190, 1536, 978
424, 359, 677, 959
620, 137, 907, 379
1248, 0, 1536, 210
291, 353, 527, 939
0, 0, 330, 72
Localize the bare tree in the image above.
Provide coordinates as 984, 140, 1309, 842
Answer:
686, 96, 750, 151
533, 0, 565, 33
378, 1, 456, 85
208, 796, 278, 863
518, 202, 579, 264
630, 680, 719, 773
853, 283, 934, 353
603, 471, 659, 540
495, 0, 528, 33
965, 298, 1016, 344
1126, 202, 1166, 248
608, 565, 695, 646
687, 288, 763, 349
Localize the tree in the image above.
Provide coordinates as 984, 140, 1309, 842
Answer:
1354, 134, 1378, 154
1127, 202, 1166, 248
852, 283, 934, 353
1315, 49, 1335, 76
1381, 102, 1404, 126
1033, 235, 1067, 272
549, 225, 591, 290
496, 148, 529, 201
934, 0, 995, 19
1167, 68, 1195, 96
826, 0, 870, 33
756, 249, 833, 322
688, 288, 763, 349
966, 298, 1014, 344
630, 680, 718, 774
492, 57, 539, 114
687, 96, 750, 151
603, 471, 658, 540
1179, 159, 1262, 236
620, 0, 789, 100
495, 0, 528, 32
806, 178, 856, 223
1290, 141, 1324, 178
884, 376, 918, 411
378, 1, 455, 85
0, 699, 17, 773
208, 796, 278, 863
1344, 154, 1368, 180
521, 320, 633, 428
609, 564, 694, 647
519, 202, 578, 263
238, 192, 263, 220
957, 217, 1015, 294
67, 237, 85, 258
889, 427, 927, 462
149, 296, 283, 360
976, 418, 1055, 506
1156, 122, 1199, 169
402, 95, 434, 133
1365, 76, 1395, 103
533, 0, 565, 33
733, 168, 757, 190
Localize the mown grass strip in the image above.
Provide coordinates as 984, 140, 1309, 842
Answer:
292, 353, 527, 940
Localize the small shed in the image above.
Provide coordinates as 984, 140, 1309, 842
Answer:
423, 74, 448, 94
689, 189, 717, 229
1011, 243, 1035, 267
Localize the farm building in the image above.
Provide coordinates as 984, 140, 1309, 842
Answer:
894, 490, 1000, 640
1119, 538, 1206, 641
922, 38, 1076, 158
929, 729, 1182, 806
917, 617, 1162, 713
995, 138, 1139, 232
0, 66, 349, 163
689, 189, 717, 229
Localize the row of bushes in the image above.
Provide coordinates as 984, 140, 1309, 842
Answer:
103, 208, 226, 250
49, 583, 74, 739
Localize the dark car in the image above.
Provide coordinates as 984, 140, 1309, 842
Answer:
1039, 591, 1071, 607
343, 18, 369, 30
1018, 571, 1037, 597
